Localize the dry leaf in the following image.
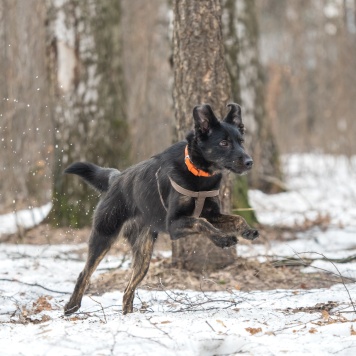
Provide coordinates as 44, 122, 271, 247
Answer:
264, 331, 275, 336
216, 320, 226, 328
351, 325, 356, 336
160, 321, 171, 324
33, 296, 53, 314
309, 327, 318, 334
245, 327, 262, 335
22, 307, 28, 317
31, 314, 51, 324
41, 314, 51, 323
70, 316, 81, 322
322, 310, 330, 321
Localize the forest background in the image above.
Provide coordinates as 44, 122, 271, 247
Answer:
1, 2, 356, 353
2, 0, 355, 220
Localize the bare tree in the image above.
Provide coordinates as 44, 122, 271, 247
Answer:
46, 0, 130, 227
172, 0, 238, 272
258, 0, 356, 156
224, 0, 282, 197
223, 0, 257, 225
121, 0, 173, 163
0, 0, 52, 214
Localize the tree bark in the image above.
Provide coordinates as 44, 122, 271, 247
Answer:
0, 0, 51, 213
224, 0, 282, 194
172, 0, 237, 272
222, 0, 257, 225
121, 0, 173, 163
46, 0, 130, 228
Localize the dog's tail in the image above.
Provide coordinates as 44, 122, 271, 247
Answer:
64, 162, 120, 193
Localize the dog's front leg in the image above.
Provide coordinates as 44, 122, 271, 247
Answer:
207, 214, 259, 241
168, 216, 238, 248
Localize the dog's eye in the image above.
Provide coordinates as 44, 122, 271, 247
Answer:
219, 140, 229, 147
240, 139, 245, 144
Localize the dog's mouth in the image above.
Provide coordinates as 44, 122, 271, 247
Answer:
225, 165, 251, 175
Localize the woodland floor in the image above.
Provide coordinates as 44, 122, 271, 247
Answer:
3, 221, 348, 295
1, 154, 356, 355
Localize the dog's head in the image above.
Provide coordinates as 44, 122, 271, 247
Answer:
192, 103, 253, 175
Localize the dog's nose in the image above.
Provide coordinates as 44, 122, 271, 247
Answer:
244, 158, 253, 169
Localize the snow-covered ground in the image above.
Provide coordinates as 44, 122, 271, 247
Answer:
0, 203, 51, 236
1, 154, 356, 355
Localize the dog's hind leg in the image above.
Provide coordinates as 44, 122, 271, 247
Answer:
123, 228, 157, 315
64, 198, 125, 316
64, 227, 119, 315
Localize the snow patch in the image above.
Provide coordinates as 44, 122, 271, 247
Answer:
0, 203, 51, 236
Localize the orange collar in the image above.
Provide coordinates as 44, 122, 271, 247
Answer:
184, 145, 212, 177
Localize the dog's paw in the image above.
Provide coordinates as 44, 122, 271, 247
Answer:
122, 304, 134, 315
213, 234, 238, 248
64, 301, 81, 316
241, 229, 259, 241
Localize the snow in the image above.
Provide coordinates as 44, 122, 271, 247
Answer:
0, 203, 51, 236
249, 154, 356, 227
1, 154, 356, 355
237, 227, 356, 263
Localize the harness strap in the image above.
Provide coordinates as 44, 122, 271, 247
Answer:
169, 177, 219, 217
155, 168, 168, 211
155, 167, 220, 217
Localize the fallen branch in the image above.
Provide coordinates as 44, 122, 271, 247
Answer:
272, 254, 356, 267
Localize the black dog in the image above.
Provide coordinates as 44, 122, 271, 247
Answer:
64, 103, 259, 315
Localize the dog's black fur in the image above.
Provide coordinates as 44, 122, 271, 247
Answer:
64, 103, 259, 315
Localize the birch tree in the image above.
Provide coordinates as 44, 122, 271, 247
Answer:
46, 0, 129, 227
0, 0, 51, 214
224, 0, 282, 196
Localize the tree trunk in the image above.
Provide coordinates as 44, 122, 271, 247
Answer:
46, 0, 130, 228
0, 0, 52, 214
224, 0, 282, 194
121, 0, 173, 163
172, 0, 237, 272
222, 0, 257, 225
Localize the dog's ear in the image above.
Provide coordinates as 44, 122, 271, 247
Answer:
223, 103, 245, 135
193, 104, 219, 136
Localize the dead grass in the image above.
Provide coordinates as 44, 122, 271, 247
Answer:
87, 254, 341, 296
2, 222, 346, 295
2, 223, 91, 245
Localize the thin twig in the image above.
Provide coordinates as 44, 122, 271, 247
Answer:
205, 320, 216, 332
158, 279, 242, 312
296, 251, 356, 313
0, 278, 70, 294
147, 316, 173, 340
89, 295, 107, 323
97, 252, 129, 271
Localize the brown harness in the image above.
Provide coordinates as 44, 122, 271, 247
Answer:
155, 168, 220, 218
